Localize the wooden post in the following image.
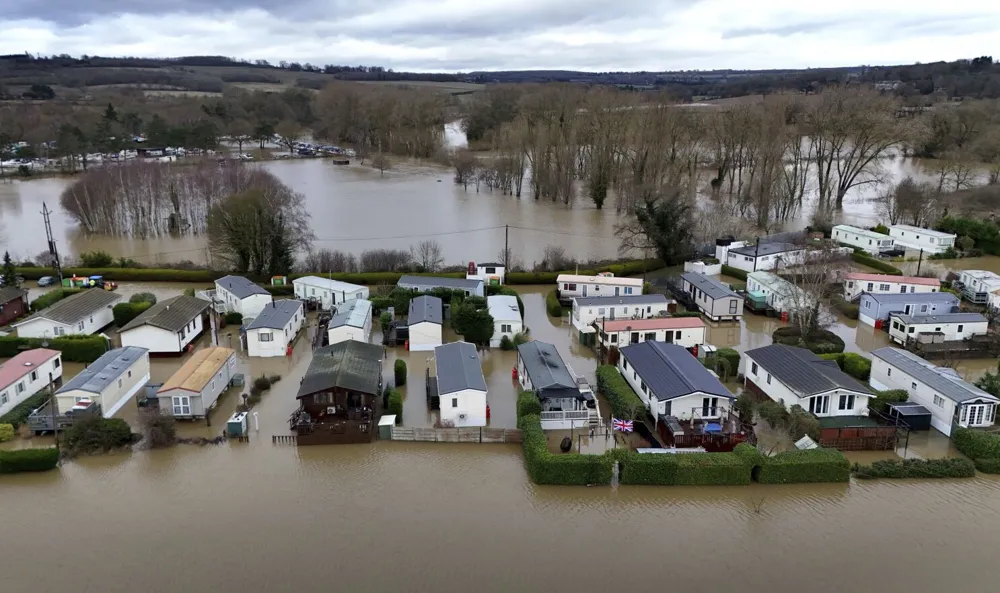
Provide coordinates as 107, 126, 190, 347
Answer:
48, 372, 58, 450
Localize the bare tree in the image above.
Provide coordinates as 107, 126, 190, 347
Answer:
359, 249, 410, 272
778, 249, 852, 340
411, 240, 444, 272
540, 245, 575, 271
371, 150, 391, 176
275, 119, 303, 156
452, 149, 477, 190
300, 248, 358, 273
874, 176, 939, 227
496, 246, 524, 272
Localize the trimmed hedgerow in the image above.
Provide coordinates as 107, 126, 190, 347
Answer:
973, 458, 1000, 474
387, 388, 403, 424
518, 414, 613, 485
113, 301, 153, 327
0, 335, 108, 363
852, 458, 975, 479
617, 449, 752, 486
818, 352, 871, 381
30, 288, 81, 312
952, 428, 1000, 461
517, 390, 542, 419
595, 365, 646, 420
851, 252, 902, 275
0, 390, 52, 428
0, 448, 60, 473
545, 289, 564, 317
868, 389, 909, 414
264, 285, 295, 296
394, 359, 407, 387
720, 265, 748, 281
754, 448, 851, 484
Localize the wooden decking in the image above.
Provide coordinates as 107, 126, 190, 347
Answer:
390, 426, 522, 443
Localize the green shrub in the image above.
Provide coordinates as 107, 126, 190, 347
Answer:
618, 450, 752, 486
79, 250, 115, 267
0, 390, 51, 428
224, 312, 243, 325
830, 295, 859, 319
755, 449, 851, 484
61, 416, 133, 456
113, 301, 153, 327
519, 414, 613, 485
873, 224, 890, 234
517, 391, 542, 419
0, 335, 109, 363
379, 311, 392, 327
788, 405, 821, 441
973, 457, 1000, 474
264, 285, 295, 296
852, 457, 975, 479
818, 352, 870, 380
545, 289, 564, 317
499, 335, 514, 350
952, 428, 1000, 460
30, 288, 81, 312
720, 265, 748, 281
757, 400, 789, 427
0, 448, 60, 473
868, 389, 908, 414
851, 252, 902, 275
772, 326, 845, 354
128, 292, 157, 305
595, 365, 646, 420
394, 359, 407, 387
370, 296, 393, 314
642, 282, 654, 295
0, 423, 15, 442
671, 310, 703, 318
733, 393, 755, 422
252, 376, 273, 391
387, 388, 403, 423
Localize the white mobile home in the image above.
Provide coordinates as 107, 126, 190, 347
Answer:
724, 242, 806, 273
55, 347, 150, 417
433, 342, 488, 427
618, 341, 734, 420
597, 316, 706, 349
571, 294, 674, 334
245, 300, 305, 357
327, 298, 373, 345
487, 295, 522, 347
870, 347, 998, 436
466, 261, 506, 286
13, 289, 121, 339
843, 272, 939, 301
118, 295, 209, 354
832, 224, 895, 255
214, 275, 272, 317
858, 292, 960, 327
955, 270, 1000, 305
397, 275, 484, 297
888, 225, 956, 254
293, 276, 369, 310
746, 271, 812, 314
516, 341, 596, 430
407, 295, 443, 351
0, 349, 62, 417
556, 273, 642, 302
888, 312, 989, 345
156, 347, 237, 419
680, 273, 742, 321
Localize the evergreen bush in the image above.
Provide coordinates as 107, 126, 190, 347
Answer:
388, 388, 403, 423
754, 449, 851, 484
545, 290, 564, 317
0, 448, 60, 473
852, 457, 975, 479
0, 423, 15, 442
394, 359, 407, 387
720, 265, 748, 281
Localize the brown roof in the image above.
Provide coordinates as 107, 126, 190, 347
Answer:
157, 347, 235, 394
0, 287, 28, 305
119, 295, 209, 333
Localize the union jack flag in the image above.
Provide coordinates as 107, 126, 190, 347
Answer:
612, 418, 634, 433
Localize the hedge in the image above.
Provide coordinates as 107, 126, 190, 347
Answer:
394, 359, 407, 387
830, 295, 859, 320
0, 390, 52, 428
716, 348, 741, 375
387, 388, 403, 424
0, 423, 15, 442
720, 265, 748, 281
519, 414, 613, 485
113, 301, 153, 327
595, 365, 645, 419
61, 416, 134, 455
772, 326, 845, 354
973, 458, 1000, 474
851, 252, 902, 275
506, 259, 665, 285
754, 448, 851, 484
30, 288, 81, 312
0, 335, 109, 363
671, 310, 703, 318
517, 390, 542, 419
0, 448, 60, 473
868, 389, 908, 414
852, 458, 976, 479
617, 449, 753, 486
370, 296, 393, 313
264, 285, 295, 296
224, 312, 243, 325
818, 352, 871, 381
545, 290, 564, 317
952, 428, 1000, 462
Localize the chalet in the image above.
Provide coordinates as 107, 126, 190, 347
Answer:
954, 270, 1000, 305
843, 272, 939, 301
724, 241, 806, 273
55, 346, 150, 417
118, 295, 209, 354
888, 312, 989, 346
618, 341, 742, 451
832, 224, 895, 255
213, 275, 272, 317
244, 300, 305, 357
13, 289, 121, 339
156, 347, 237, 419
858, 292, 960, 327
327, 298, 373, 345
292, 276, 368, 310
746, 271, 812, 314
516, 340, 596, 430
556, 273, 642, 303
397, 275, 484, 297
466, 261, 505, 286
871, 347, 998, 436
888, 224, 956, 254
680, 272, 742, 321
487, 295, 522, 348
0, 286, 28, 327
597, 316, 706, 349
289, 340, 384, 445
433, 342, 488, 427
743, 344, 873, 418
407, 295, 443, 352
570, 294, 674, 335
0, 348, 62, 417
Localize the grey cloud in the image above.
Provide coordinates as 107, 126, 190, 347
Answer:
721, 20, 845, 40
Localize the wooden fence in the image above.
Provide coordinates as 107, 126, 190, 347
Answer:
390, 426, 522, 444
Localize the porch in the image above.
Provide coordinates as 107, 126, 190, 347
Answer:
195, 289, 228, 314
953, 281, 990, 305
289, 406, 377, 445
655, 407, 748, 452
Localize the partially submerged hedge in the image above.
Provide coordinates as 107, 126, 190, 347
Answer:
720, 265, 748, 281
545, 290, 564, 317
953, 428, 1000, 473
595, 365, 645, 419
868, 389, 908, 414
852, 458, 975, 479
753, 448, 851, 484
517, 390, 542, 419
113, 301, 153, 327
0, 448, 60, 473
851, 252, 902, 275
519, 414, 613, 485
393, 359, 407, 387
0, 335, 109, 363
387, 388, 403, 424
0, 423, 15, 442
617, 449, 752, 486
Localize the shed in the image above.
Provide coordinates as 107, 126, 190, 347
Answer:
434, 342, 488, 427
407, 295, 443, 352
886, 401, 933, 432
487, 295, 522, 347
157, 347, 237, 419
55, 346, 150, 417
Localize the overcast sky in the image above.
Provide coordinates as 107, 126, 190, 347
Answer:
3, 0, 999, 72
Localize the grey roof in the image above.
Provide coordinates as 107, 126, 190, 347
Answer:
864, 292, 959, 305
894, 312, 987, 325
215, 275, 269, 299
574, 294, 670, 307
329, 298, 372, 329
408, 295, 442, 325
119, 295, 209, 333
729, 241, 801, 257
0, 286, 27, 304
17, 289, 121, 326
297, 340, 383, 398
435, 342, 487, 394
516, 341, 582, 400
57, 346, 147, 395
474, 262, 504, 268
871, 347, 1000, 404
397, 275, 483, 291
620, 341, 732, 402
680, 272, 739, 300
246, 300, 302, 330
746, 344, 872, 397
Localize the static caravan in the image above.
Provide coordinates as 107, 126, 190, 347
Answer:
433, 342, 488, 427
157, 347, 237, 419
214, 275, 272, 317
556, 273, 642, 303
55, 347, 150, 417
487, 295, 522, 347
397, 275, 484, 298
119, 295, 209, 354
293, 276, 369, 310
680, 273, 742, 321
245, 300, 305, 357
516, 341, 595, 430
466, 261, 505, 286
746, 271, 812, 314
871, 347, 998, 436
13, 289, 120, 339
0, 349, 62, 417
724, 242, 805, 273
858, 292, 960, 327
408, 295, 443, 352
955, 270, 1000, 305
832, 224, 895, 255
571, 294, 674, 334
327, 298, 373, 345
597, 316, 706, 349
888, 225, 956, 254
888, 312, 989, 345
843, 273, 939, 301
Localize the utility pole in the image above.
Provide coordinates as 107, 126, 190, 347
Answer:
916, 249, 924, 276
42, 202, 63, 284
47, 371, 58, 452
504, 224, 509, 267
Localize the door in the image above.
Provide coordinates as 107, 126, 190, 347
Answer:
702, 397, 719, 417
663, 331, 673, 343
615, 287, 620, 296
962, 404, 988, 427
609, 307, 615, 320
630, 332, 639, 344
582, 285, 588, 297
904, 304, 912, 315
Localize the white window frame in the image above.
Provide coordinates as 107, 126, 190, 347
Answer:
259, 332, 274, 342
172, 395, 192, 416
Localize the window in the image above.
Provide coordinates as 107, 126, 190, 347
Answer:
259, 332, 273, 342
932, 394, 945, 407
180, 328, 186, 339
640, 381, 647, 393
934, 327, 941, 332
118, 378, 123, 388
54, 358, 61, 368
920, 305, 928, 313
766, 373, 771, 385
610, 334, 617, 343
808, 395, 830, 415
452, 398, 458, 408
887, 367, 892, 376
485, 267, 496, 274
702, 397, 719, 417
501, 324, 512, 333
879, 284, 890, 291
78, 321, 85, 331
868, 239, 872, 245
565, 283, 577, 291
751, 362, 758, 375
729, 300, 738, 314
647, 306, 652, 313
664, 401, 671, 416
624, 287, 633, 295
908, 327, 914, 334
622, 360, 628, 371
911, 382, 917, 390
30, 370, 38, 382
311, 288, 315, 295
847, 281, 854, 289
866, 283, 874, 291
598, 308, 605, 315
675, 331, 682, 340
172, 396, 191, 416
16, 382, 25, 394
0, 392, 6, 405
838, 394, 855, 410
900, 285, 907, 293
128, 370, 132, 378
958, 324, 964, 332
864, 301, 871, 309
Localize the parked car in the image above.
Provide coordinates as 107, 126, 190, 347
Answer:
37, 276, 57, 287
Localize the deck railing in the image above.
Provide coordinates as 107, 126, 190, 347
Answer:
540, 410, 591, 422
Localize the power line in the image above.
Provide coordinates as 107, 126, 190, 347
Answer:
507, 224, 618, 240
312, 225, 505, 243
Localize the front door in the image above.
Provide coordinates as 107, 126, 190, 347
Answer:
962, 404, 989, 427
582, 285, 588, 297
904, 304, 912, 314
609, 308, 615, 320
615, 287, 620, 296
663, 331, 673, 343
630, 332, 639, 344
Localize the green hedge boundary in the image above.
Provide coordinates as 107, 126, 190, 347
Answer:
0, 448, 60, 473
519, 413, 614, 485
818, 352, 871, 381
953, 428, 1000, 473
517, 391, 542, 418
595, 365, 646, 419
394, 359, 407, 387
753, 449, 851, 484
851, 252, 902, 275
387, 388, 403, 424
720, 265, 748, 281
617, 448, 753, 485
852, 458, 975, 479
0, 336, 109, 363
0, 390, 52, 428
545, 290, 564, 317
30, 288, 81, 312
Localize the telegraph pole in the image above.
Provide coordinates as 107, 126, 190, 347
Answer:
41, 202, 63, 283
504, 224, 509, 266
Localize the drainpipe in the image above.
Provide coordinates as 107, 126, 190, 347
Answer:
753, 237, 760, 272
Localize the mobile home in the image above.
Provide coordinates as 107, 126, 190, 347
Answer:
0, 349, 62, 417
832, 224, 894, 255
13, 289, 120, 339
55, 347, 150, 417
487, 295, 522, 348
118, 295, 209, 354
156, 347, 237, 419
327, 298, 373, 345
292, 276, 369, 310
888, 225, 956, 254
680, 273, 742, 321
888, 312, 989, 345
245, 300, 305, 357
407, 295, 443, 351
556, 273, 642, 303
433, 342, 488, 427
843, 273, 939, 301
858, 292, 960, 327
